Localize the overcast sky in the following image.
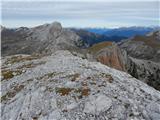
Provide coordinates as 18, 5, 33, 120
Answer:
1, 0, 160, 28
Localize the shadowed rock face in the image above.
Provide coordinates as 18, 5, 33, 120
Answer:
119, 31, 160, 62
115, 31, 160, 90
1, 22, 86, 56
126, 57, 160, 90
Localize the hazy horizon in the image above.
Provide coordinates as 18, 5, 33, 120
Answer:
1, 0, 159, 28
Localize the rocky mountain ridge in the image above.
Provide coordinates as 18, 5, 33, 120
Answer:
1, 50, 160, 120
86, 27, 160, 38
119, 31, 160, 62
1, 22, 86, 56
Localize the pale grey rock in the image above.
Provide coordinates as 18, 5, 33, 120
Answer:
146, 102, 160, 120
1, 50, 160, 120
1, 22, 86, 56
84, 94, 112, 114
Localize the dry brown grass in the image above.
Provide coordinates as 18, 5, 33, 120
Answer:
37, 72, 62, 80
88, 41, 113, 53
63, 73, 80, 81
71, 73, 80, 81
74, 87, 90, 97
18, 61, 46, 69
1, 69, 23, 80
55, 87, 73, 96
99, 73, 113, 83
1, 70, 14, 80
132, 33, 160, 49
81, 88, 90, 96
5, 55, 40, 65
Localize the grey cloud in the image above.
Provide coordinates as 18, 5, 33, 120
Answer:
2, 1, 159, 27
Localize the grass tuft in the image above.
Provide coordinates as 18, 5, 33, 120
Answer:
55, 87, 73, 96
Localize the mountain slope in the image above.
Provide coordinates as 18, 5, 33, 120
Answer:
1, 22, 85, 56
1, 50, 160, 120
87, 42, 160, 90
119, 31, 160, 62
90, 43, 127, 71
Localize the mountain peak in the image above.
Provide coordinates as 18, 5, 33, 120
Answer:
50, 21, 62, 28
49, 21, 62, 37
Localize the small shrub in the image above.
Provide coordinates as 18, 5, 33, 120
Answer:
86, 76, 91, 80
37, 72, 62, 80
100, 73, 113, 83
64, 73, 80, 81
74, 87, 90, 98
81, 88, 90, 96
2, 69, 23, 80
2, 70, 14, 80
55, 87, 73, 96
71, 73, 80, 81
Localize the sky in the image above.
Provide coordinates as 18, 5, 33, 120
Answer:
1, 0, 160, 28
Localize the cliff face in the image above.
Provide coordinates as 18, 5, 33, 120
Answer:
1, 50, 160, 120
88, 42, 160, 90
117, 31, 160, 90
126, 57, 160, 90
95, 44, 127, 71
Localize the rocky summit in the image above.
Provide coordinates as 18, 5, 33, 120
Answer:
1, 22, 85, 56
1, 50, 160, 120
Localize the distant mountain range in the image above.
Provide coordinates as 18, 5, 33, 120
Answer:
85, 26, 160, 38
71, 29, 127, 46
